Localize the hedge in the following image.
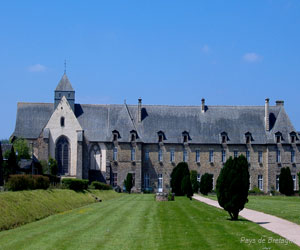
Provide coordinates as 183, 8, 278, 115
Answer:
62, 178, 89, 191
91, 181, 112, 190
5, 175, 50, 191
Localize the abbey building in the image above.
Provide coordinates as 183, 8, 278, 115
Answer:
13, 73, 300, 193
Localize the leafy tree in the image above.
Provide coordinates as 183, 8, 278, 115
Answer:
190, 170, 199, 193
40, 160, 49, 174
49, 158, 58, 176
0, 143, 3, 186
0, 139, 9, 144
5, 147, 19, 179
199, 173, 213, 195
216, 156, 249, 220
13, 138, 30, 161
279, 167, 294, 196
124, 173, 133, 193
170, 162, 192, 196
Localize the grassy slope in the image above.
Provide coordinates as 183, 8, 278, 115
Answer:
207, 194, 300, 225
0, 194, 297, 250
0, 189, 122, 231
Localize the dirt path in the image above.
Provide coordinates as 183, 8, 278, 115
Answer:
193, 194, 300, 247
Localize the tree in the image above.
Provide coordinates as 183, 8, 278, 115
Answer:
181, 175, 193, 199
0, 143, 3, 186
298, 172, 300, 195
5, 147, 19, 180
216, 156, 249, 220
199, 173, 213, 195
124, 173, 133, 193
170, 162, 192, 196
279, 167, 294, 196
190, 170, 199, 193
49, 158, 58, 176
13, 138, 30, 162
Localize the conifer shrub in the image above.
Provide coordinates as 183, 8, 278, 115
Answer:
62, 178, 89, 191
298, 172, 300, 195
91, 181, 112, 190
190, 170, 199, 193
199, 173, 213, 195
124, 173, 133, 193
216, 155, 249, 220
279, 167, 294, 196
170, 162, 193, 196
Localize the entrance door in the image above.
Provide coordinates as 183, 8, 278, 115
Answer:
158, 174, 163, 192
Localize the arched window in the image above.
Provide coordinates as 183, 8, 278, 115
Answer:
90, 144, 101, 171
55, 136, 69, 175
60, 117, 65, 127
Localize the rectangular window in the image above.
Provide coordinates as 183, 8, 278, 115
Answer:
258, 151, 263, 163
113, 173, 118, 187
246, 150, 250, 162
276, 150, 281, 163
144, 173, 150, 189
258, 175, 263, 191
131, 148, 136, 161
209, 150, 214, 163
158, 174, 163, 192
291, 150, 295, 163
170, 149, 175, 162
183, 149, 188, 162
197, 174, 201, 183
132, 173, 135, 187
113, 147, 118, 161
276, 175, 280, 191
222, 150, 226, 163
158, 149, 163, 162
145, 150, 149, 161
292, 175, 296, 191
234, 150, 238, 158
196, 150, 200, 163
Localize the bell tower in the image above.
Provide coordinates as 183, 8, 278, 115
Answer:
54, 73, 75, 112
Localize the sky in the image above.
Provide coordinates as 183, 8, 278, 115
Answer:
0, 1, 300, 139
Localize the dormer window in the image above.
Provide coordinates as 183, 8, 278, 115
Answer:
157, 131, 165, 143
130, 130, 138, 142
60, 117, 65, 127
182, 131, 190, 143
245, 132, 252, 144
275, 132, 282, 144
112, 130, 120, 142
290, 132, 297, 143
220, 132, 228, 144
131, 134, 136, 142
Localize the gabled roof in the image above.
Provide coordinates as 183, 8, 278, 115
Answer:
55, 73, 74, 91
13, 101, 296, 144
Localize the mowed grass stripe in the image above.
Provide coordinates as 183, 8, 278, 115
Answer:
0, 194, 298, 250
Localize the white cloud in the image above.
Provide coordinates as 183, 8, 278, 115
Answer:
28, 64, 47, 72
201, 44, 210, 53
243, 53, 262, 63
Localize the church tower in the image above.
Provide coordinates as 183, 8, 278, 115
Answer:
54, 73, 75, 112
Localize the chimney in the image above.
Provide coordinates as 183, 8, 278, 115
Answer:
265, 98, 270, 131
201, 98, 205, 113
138, 98, 142, 123
276, 100, 284, 106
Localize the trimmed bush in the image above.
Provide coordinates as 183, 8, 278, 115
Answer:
298, 172, 300, 194
279, 167, 294, 196
181, 175, 193, 198
248, 186, 264, 195
62, 178, 88, 191
190, 170, 199, 193
124, 173, 133, 193
5, 175, 50, 191
200, 173, 213, 195
216, 156, 249, 220
170, 162, 193, 197
91, 181, 112, 190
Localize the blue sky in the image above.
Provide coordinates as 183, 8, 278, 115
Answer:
0, 1, 300, 139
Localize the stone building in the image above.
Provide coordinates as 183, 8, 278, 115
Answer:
12, 73, 300, 193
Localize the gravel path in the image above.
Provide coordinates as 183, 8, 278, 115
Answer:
193, 194, 300, 247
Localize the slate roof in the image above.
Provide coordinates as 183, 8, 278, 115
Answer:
55, 73, 74, 91
13, 101, 297, 144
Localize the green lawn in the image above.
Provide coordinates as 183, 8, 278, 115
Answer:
206, 194, 300, 225
0, 194, 297, 250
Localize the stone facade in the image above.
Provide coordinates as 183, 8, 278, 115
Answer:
12, 73, 300, 193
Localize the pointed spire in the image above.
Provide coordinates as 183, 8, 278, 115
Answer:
55, 73, 74, 91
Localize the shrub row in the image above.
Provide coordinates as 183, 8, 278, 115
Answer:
62, 178, 89, 191
91, 181, 112, 190
5, 175, 50, 191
